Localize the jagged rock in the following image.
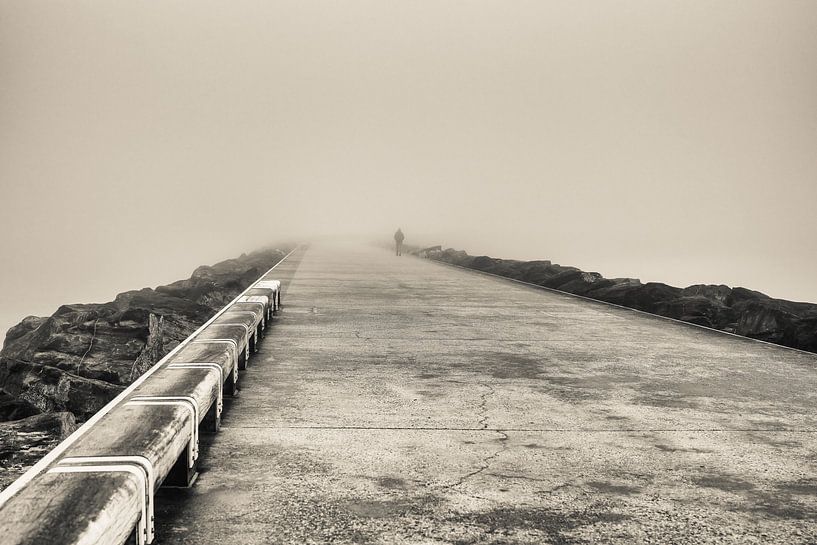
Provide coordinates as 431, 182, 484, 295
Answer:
427, 247, 817, 354
730, 299, 798, 343
541, 270, 606, 294
0, 246, 290, 491
413, 245, 442, 257
783, 315, 817, 353
3, 316, 48, 346
130, 313, 164, 382
0, 359, 124, 420
0, 247, 289, 425
0, 392, 40, 422
0, 412, 77, 490
655, 296, 728, 328
682, 284, 732, 304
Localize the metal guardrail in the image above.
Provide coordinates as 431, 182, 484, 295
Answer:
0, 249, 295, 545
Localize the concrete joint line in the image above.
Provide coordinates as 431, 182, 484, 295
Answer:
230, 425, 817, 433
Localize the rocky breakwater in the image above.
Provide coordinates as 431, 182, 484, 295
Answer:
424, 248, 817, 354
0, 247, 290, 489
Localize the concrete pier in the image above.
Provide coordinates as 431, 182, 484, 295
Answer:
154, 242, 817, 544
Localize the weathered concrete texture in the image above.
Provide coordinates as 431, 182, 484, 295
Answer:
153, 243, 817, 544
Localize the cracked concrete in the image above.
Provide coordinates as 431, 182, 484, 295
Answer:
153, 242, 817, 544
475, 384, 494, 430
440, 429, 509, 492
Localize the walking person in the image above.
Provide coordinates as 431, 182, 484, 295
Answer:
394, 228, 405, 256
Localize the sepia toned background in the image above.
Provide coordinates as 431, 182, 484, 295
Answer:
1, 1, 816, 336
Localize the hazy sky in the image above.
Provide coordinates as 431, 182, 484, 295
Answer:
1, 1, 816, 336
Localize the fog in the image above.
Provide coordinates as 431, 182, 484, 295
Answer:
1, 1, 816, 336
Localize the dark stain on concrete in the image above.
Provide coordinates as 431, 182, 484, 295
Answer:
632, 392, 700, 409
376, 477, 407, 490
586, 480, 642, 495
447, 506, 629, 544
535, 381, 602, 402
535, 374, 642, 405
620, 471, 656, 483
747, 419, 788, 429
546, 348, 603, 363
739, 489, 817, 520
480, 352, 546, 380
343, 494, 441, 519
693, 474, 756, 493
745, 432, 803, 449
654, 444, 712, 454
344, 500, 405, 518
417, 389, 444, 399
778, 479, 817, 496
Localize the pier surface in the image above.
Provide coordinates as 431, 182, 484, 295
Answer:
154, 242, 817, 544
